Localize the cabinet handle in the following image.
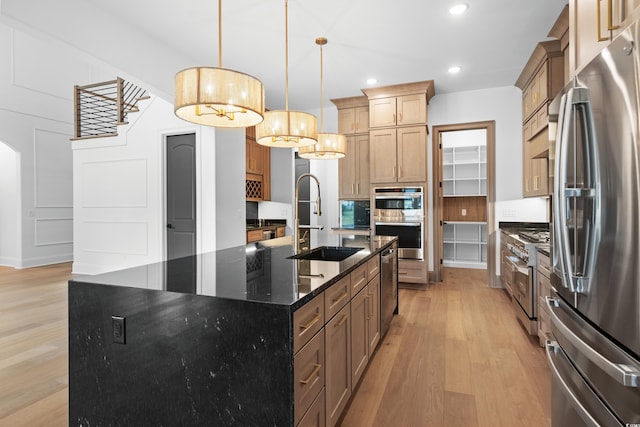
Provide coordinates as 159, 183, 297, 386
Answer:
398, 166, 402, 178
300, 364, 322, 385
392, 113, 396, 123
607, 0, 620, 31
332, 291, 348, 307
356, 183, 359, 194
300, 313, 321, 331
596, 0, 614, 41
368, 292, 374, 319
393, 165, 396, 178
352, 183, 355, 194
335, 313, 348, 327
398, 113, 403, 123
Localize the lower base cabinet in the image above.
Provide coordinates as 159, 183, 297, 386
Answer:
293, 252, 388, 427
325, 304, 352, 427
298, 389, 326, 427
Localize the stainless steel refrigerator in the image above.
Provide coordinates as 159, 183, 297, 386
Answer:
547, 20, 640, 427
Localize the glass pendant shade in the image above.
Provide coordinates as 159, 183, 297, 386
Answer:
298, 132, 346, 159
256, 110, 318, 148
175, 67, 265, 127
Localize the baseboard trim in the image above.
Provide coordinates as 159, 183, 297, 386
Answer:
17, 253, 72, 269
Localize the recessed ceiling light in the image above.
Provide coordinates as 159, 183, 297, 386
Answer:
448, 66, 462, 74
366, 78, 378, 85
449, 3, 468, 15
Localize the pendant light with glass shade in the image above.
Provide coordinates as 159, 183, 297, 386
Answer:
174, 0, 265, 127
299, 37, 346, 159
255, 0, 318, 148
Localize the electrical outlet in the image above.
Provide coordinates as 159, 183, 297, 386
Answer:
461, 208, 467, 216
112, 316, 126, 344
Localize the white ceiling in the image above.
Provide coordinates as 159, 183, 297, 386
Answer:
2, 0, 569, 111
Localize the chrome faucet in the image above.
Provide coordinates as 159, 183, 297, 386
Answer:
294, 173, 324, 253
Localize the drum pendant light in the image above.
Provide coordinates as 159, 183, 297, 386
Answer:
174, 0, 265, 127
299, 37, 346, 159
255, 0, 318, 148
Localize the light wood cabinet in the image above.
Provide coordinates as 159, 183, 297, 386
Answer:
297, 389, 325, 427
294, 330, 325, 424
350, 286, 368, 388
333, 96, 371, 201
325, 304, 351, 427
338, 106, 369, 135
516, 23, 565, 198
350, 255, 381, 388
366, 276, 381, 358
338, 135, 370, 200
370, 126, 427, 184
368, 93, 428, 128
536, 251, 552, 347
325, 275, 351, 321
569, 0, 640, 76
245, 125, 270, 201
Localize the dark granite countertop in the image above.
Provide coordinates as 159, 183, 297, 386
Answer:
73, 235, 397, 311
245, 219, 287, 230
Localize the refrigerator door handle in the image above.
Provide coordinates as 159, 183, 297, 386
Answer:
547, 297, 640, 387
554, 92, 571, 289
555, 87, 600, 294
546, 341, 601, 427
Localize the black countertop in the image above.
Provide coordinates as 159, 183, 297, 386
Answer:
73, 235, 397, 311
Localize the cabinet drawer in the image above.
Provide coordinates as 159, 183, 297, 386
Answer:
294, 330, 325, 424
246, 229, 264, 243
537, 252, 551, 278
350, 263, 368, 296
325, 276, 351, 321
367, 255, 380, 279
276, 226, 285, 238
398, 259, 427, 284
297, 388, 325, 427
294, 295, 325, 353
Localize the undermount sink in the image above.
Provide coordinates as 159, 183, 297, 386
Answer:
288, 246, 363, 261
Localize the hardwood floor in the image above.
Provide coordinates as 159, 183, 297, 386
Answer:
0, 265, 550, 427
340, 268, 551, 427
0, 263, 71, 427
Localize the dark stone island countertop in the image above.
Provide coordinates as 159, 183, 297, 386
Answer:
68, 235, 397, 427
73, 235, 396, 311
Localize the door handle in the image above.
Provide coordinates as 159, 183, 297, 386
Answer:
167, 224, 174, 229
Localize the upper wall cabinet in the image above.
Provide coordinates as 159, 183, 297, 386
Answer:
363, 81, 433, 129
338, 106, 369, 135
570, 0, 640, 76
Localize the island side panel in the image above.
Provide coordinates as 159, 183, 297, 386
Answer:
69, 281, 293, 426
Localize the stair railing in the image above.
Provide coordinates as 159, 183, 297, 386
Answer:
73, 77, 149, 140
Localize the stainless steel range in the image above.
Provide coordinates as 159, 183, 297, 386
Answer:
500, 228, 549, 335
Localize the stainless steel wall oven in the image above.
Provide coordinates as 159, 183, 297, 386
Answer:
373, 187, 424, 260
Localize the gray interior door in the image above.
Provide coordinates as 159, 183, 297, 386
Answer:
166, 133, 196, 260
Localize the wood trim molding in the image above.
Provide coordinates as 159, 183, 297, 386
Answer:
330, 95, 368, 110
361, 80, 435, 103
514, 40, 564, 90
431, 121, 496, 284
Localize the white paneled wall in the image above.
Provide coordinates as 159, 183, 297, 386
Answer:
0, 142, 20, 266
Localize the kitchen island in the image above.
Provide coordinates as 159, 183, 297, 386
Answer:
69, 236, 397, 427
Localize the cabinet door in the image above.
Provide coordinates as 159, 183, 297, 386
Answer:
367, 277, 381, 357
397, 126, 427, 183
350, 288, 368, 388
355, 135, 370, 199
246, 139, 264, 175
570, 0, 609, 74
338, 108, 356, 134
339, 136, 357, 198
369, 98, 397, 128
523, 137, 533, 197
370, 128, 397, 183
325, 304, 351, 427
355, 106, 370, 133
397, 93, 427, 125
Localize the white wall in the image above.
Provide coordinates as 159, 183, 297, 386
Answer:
0, 23, 83, 267
0, 142, 20, 266
72, 96, 217, 275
